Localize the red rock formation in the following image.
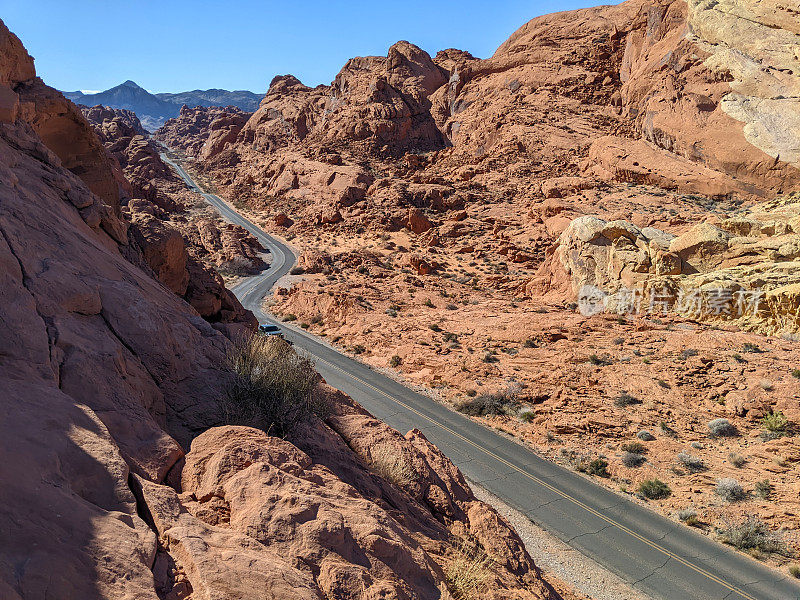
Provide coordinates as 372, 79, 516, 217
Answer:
1, 19, 563, 600
155, 104, 250, 158
81, 106, 259, 329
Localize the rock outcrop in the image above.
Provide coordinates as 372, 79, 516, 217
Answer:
1, 18, 562, 600
552, 194, 800, 334
81, 105, 259, 329
155, 104, 250, 159
145, 1, 800, 565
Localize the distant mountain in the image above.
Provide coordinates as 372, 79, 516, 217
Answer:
64, 80, 261, 132
155, 89, 261, 112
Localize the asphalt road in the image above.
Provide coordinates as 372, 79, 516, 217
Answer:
161, 151, 800, 600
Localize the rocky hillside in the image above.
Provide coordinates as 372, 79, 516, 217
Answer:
0, 19, 568, 600
66, 81, 261, 131
154, 0, 800, 568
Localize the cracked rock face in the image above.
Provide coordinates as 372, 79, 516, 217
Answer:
688, 0, 800, 165
81, 105, 259, 331
553, 193, 800, 334
0, 18, 563, 600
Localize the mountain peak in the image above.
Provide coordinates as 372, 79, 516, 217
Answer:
120, 80, 143, 89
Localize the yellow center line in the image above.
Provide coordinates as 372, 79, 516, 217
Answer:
313, 354, 758, 600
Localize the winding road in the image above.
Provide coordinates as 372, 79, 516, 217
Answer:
161, 151, 800, 600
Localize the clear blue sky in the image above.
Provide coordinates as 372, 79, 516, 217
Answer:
3, 0, 606, 93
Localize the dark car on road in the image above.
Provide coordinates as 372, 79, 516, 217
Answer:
258, 324, 283, 338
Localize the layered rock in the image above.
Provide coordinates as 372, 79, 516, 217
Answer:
551, 194, 800, 334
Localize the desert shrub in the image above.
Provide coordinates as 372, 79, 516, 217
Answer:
518, 406, 536, 423
575, 456, 609, 477
759, 379, 774, 391
430, 323, 442, 332
658, 421, 677, 438
638, 479, 671, 500
677, 508, 699, 526
621, 441, 647, 454
614, 392, 641, 407
463, 382, 521, 416
677, 452, 706, 473
754, 479, 773, 500
289, 266, 304, 275
728, 453, 747, 468
588, 354, 611, 366
457, 393, 510, 417
389, 355, 402, 368
715, 478, 746, 502
742, 342, 762, 353
368, 442, 418, 489
717, 517, 786, 555
622, 452, 646, 468
792, 368, 800, 379
789, 565, 800, 579
221, 333, 319, 437
283, 313, 297, 322
638, 429, 656, 441
445, 540, 493, 600
352, 344, 366, 355
424, 298, 435, 308
680, 349, 698, 360
708, 418, 737, 437
482, 350, 498, 363
522, 338, 537, 348
465, 389, 477, 398
762, 411, 788, 433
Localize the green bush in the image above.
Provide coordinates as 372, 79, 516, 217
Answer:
576, 457, 609, 477
638, 479, 671, 500
221, 333, 320, 437
389, 355, 402, 368
762, 411, 788, 433
621, 441, 646, 454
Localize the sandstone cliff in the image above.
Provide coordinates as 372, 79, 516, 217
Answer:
0, 19, 562, 600
81, 104, 258, 329
149, 1, 800, 564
